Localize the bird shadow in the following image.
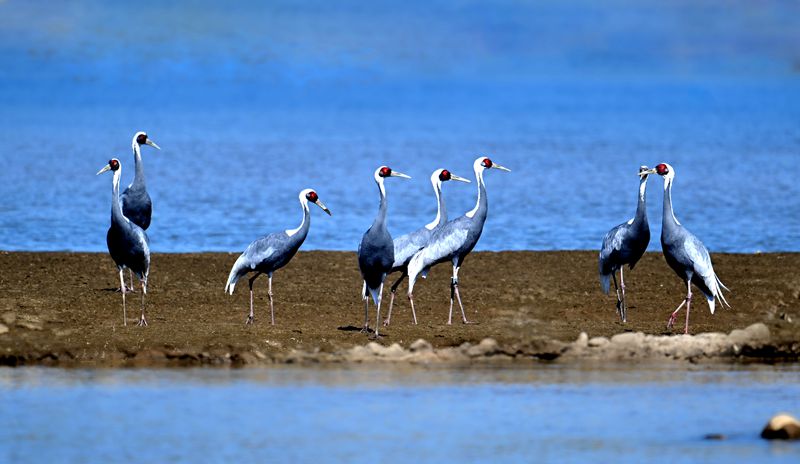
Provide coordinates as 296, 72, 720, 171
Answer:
100, 287, 137, 293
338, 325, 366, 332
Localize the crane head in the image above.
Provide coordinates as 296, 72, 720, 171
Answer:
375, 166, 411, 180
302, 189, 332, 216
96, 158, 121, 175
475, 157, 511, 173
436, 169, 470, 183
638, 165, 650, 179
134, 131, 161, 150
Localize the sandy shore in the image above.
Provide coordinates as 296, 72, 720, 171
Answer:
0, 251, 798, 367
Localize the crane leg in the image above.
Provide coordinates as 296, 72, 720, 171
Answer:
128, 269, 136, 294
620, 267, 627, 323
384, 271, 409, 326
684, 281, 693, 335
137, 276, 148, 327
246, 273, 261, 325
361, 283, 370, 333
450, 265, 470, 324
612, 272, 623, 320
119, 269, 127, 326
372, 282, 384, 339
268, 273, 275, 325
667, 298, 686, 330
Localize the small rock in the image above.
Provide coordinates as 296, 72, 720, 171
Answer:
588, 337, 609, 348
382, 343, 406, 358
1, 313, 15, 325
743, 323, 770, 342
575, 332, 588, 348
366, 342, 383, 355
466, 338, 500, 357
409, 339, 432, 352
17, 321, 43, 331
761, 413, 800, 440
610, 332, 644, 346
0, 323, 8, 335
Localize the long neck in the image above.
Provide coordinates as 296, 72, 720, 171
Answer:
661, 176, 680, 231
132, 141, 145, 187
465, 169, 487, 220
634, 177, 648, 223
425, 181, 446, 230
111, 169, 126, 226
286, 200, 311, 239
373, 180, 389, 230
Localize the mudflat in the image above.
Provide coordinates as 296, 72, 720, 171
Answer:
0, 251, 798, 366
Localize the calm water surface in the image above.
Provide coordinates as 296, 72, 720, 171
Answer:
1, 365, 799, 463
1, 1, 799, 252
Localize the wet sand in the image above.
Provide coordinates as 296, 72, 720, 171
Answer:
0, 251, 798, 366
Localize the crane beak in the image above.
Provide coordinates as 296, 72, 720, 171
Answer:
642, 167, 657, 176
450, 174, 471, 183
390, 171, 411, 179
145, 139, 161, 150
314, 199, 332, 216
492, 163, 511, 172
96, 164, 112, 175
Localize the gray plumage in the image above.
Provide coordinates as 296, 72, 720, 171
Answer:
357, 166, 410, 337
406, 157, 510, 325
651, 163, 730, 334
120, 131, 160, 230
383, 168, 470, 326
98, 158, 150, 327
598, 166, 651, 322
225, 189, 331, 325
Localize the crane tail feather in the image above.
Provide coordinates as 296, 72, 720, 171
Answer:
225, 255, 248, 295
600, 273, 611, 295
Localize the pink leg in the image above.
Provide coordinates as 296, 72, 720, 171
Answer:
620, 267, 627, 323
361, 284, 370, 333
684, 282, 693, 335
667, 299, 686, 329
454, 285, 469, 324
268, 274, 275, 325
136, 276, 148, 327
384, 291, 395, 326
408, 293, 418, 325
246, 274, 259, 325
371, 283, 384, 339
119, 269, 127, 326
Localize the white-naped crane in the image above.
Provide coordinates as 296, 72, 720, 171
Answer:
225, 189, 331, 324
120, 131, 159, 292
598, 166, 651, 322
97, 158, 150, 326
647, 163, 730, 334
358, 166, 410, 338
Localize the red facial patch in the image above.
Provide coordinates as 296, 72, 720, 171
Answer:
656, 163, 669, 175
379, 166, 392, 177
306, 191, 318, 202
439, 169, 451, 181
136, 133, 147, 145
482, 158, 493, 168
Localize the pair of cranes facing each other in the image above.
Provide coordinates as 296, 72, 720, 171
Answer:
599, 163, 730, 334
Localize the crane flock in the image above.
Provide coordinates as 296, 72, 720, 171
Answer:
97, 132, 730, 335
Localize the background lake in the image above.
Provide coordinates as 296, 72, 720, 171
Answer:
1, 0, 798, 253
1, 365, 799, 463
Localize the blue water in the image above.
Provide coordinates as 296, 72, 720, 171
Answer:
1, 1, 799, 252
1, 365, 798, 463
